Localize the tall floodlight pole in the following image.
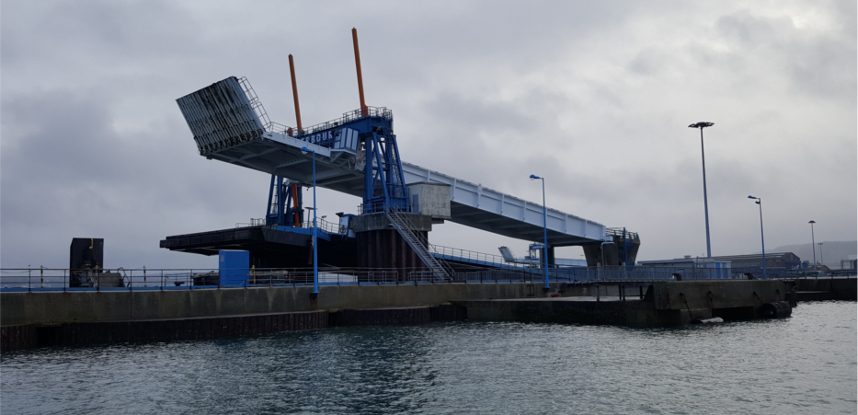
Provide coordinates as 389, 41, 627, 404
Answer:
748, 195, 766, 279
689, 122, 715, 257
302, 146, 319, 297
529, 174, 550, 290
808, 220, 817, 267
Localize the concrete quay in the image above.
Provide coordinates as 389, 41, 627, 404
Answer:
458, 280, 793, 327
789, 277, 856, 301
1, 280, 794, 350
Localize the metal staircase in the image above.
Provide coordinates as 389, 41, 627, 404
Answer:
385, 210, 453, 281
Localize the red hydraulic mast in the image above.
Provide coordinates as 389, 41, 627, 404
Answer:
288, 54, 303, 133
352, 28, 368, 116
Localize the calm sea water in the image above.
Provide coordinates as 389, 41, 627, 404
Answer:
2, 302, 855, 414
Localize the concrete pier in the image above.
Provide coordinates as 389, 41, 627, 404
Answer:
1, 280, 796, 350
458, 280, 793, 327
790, 277, 856, 301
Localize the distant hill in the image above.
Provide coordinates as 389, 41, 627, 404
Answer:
773, 241, 856, 269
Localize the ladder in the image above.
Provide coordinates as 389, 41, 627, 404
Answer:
385, 210, 453, 281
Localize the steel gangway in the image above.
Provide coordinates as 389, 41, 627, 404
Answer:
176, 76, 618, 247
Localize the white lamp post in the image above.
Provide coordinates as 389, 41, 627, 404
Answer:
689, 122, 715, 257
301, 146, 319, 297
529, 174, 550, 290
747, 195, 766, 279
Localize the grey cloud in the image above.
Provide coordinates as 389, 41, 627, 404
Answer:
1, 88, 265, 267
1, 0, 198, 64
1, 0, 854, 268
716, 8, 856, 101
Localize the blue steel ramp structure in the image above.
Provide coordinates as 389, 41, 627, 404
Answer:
176, 77, 619, 250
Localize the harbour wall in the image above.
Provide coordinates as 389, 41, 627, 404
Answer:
1, 280, 797, 350
0, 283, 543, 327
1, 284, 532, 350
792, 277, 856, 301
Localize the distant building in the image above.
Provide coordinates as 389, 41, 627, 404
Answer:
638, 256, 732, 279
638, 252, 802, 279
841, 255, 857, 271
710, 252, 801, 270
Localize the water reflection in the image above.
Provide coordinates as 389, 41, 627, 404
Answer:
2, 303, 855, 414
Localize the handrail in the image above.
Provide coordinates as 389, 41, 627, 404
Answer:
297, 106, 392, 137
0, 265, 853, 292
429, 245, 518, 268
385, 210, 453, 280
605, 227, 639, 240
234, 218, 347, 235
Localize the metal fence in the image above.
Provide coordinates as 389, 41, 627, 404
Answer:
0, 265, 852, 293
430, 245, 518, 269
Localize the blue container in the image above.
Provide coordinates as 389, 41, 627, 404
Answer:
219, 250, 249, 287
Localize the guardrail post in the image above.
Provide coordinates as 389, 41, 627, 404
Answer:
63, 269, 67, 293
39, 266, 44, 289
143, 266, 147, 287
160, 270, 164, 292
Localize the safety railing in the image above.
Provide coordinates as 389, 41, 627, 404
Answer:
298, 107, 392, 137
233, 217, 346, 235
429, 245, 523, 269
605, 227, 639, 240
235, 218, 266, 228
1, 265, 852, 293
315, 217, 346, 234
358, 192, 410, 214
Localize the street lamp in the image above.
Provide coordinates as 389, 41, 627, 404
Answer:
689, 122, 715, 257
301, 146, 319, 297
747, 195, 766, 279
808, 220, 817, 266
529, 174, 550, 290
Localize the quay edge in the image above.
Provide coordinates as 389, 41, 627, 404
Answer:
2, 280, 795, 350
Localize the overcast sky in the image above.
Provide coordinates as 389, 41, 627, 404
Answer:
1, 0, 855, 269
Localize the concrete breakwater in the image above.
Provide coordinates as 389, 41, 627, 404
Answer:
459, 280, 794, 326
791, 277, 856, 301
1, 284, 532, 350
1, 280, 794, 350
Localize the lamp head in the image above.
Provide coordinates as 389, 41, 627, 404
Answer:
808, 220, 816, 224
688, 121, 715, 129
747, 195, 758, 200
529, 174, 542, 180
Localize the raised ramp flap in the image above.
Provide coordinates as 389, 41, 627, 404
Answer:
176, 76, 268, 156
498, 246, 515, 262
